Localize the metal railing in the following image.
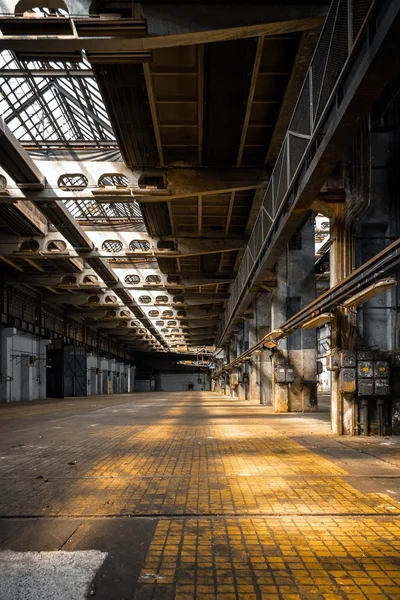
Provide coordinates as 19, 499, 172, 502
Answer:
216, 0, 377, 345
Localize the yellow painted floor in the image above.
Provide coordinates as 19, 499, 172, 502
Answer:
1, 391, 400, 599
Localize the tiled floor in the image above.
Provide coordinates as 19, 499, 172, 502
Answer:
1, 392, 400, 599
137, 518, 400, 600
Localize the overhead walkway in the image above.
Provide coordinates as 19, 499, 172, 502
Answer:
1, 392, 400, 599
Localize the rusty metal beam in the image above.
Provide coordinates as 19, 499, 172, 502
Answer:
143, 62, 165, 167
197, 44, 205, 166
236, 35, 264, 167
224, 191, 235, 236
0, 16, 325, 54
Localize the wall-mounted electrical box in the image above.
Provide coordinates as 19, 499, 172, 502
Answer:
326, 353, 340, 371
374, 361, 390, 378
357, 361, 374, 378
276, 365, 295, 384
375, 379, 390, 396
358, 379, 374, 396
339, 368, 356, 393
340, 350, 356, 368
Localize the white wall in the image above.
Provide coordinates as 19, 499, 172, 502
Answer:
159, 372, 210, 392
0, 328, 50, 402
0, 327, 136, 401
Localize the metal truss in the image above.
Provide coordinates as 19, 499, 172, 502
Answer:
0, 50, 116, 148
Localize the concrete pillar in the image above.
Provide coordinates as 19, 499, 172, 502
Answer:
329, 121, 397, 434
247, 315, 259, 404
224, 342, 234, 397
330, 204, 352, 434
271, 218, 317, 412
235, 323, 246, 401
247, 294, 273, 405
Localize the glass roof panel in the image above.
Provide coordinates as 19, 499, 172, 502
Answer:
0, 50, 115, 146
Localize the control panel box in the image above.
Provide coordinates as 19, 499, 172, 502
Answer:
374, 361, 390, 378
357, 361, 374, 378
340, 350, 356, 368
276, 365, 295, 383
340, 368, 356, 393
375, 379, 390, 396
358, 379, 374, 396
326, 353, 340, 371
286, 366, 295, 383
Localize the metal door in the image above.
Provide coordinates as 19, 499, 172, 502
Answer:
46, 345, 64, 398
64, 345, 87, 397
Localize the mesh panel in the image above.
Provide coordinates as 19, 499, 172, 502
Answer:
315, 0, 349, 125
253, 214, 263, 259
288, 134, 309, 180
352, 0, 375, 44
275, 143, 288, 214
290, 74, 311, 136
272, 148, 284, 214
249, 230, 256, 260
311, 0, 340, 126
263, 186, 274, 219
262, 206, 273, 239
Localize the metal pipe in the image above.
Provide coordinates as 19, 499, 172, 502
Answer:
377, 398, 384, 437
361, 398, 369, 436
213, 238, 400, 379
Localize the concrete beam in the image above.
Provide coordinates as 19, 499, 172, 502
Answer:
4, 268, 233, 289
1, 165, 269, 204
0, 232, 246, 261
44, 291, 228, 307
6, 276, 234, 291
43, 292, 120, 306
0, 118, 45, 187
0, 201, 48, 237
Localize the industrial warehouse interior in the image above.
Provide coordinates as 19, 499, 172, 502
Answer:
1, 0, 400, 598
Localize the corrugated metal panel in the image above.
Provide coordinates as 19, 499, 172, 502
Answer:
93, 64, 159, 168
141, 203, 171, 236
0, 205, 45, 237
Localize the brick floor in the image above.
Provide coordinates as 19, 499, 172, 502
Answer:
1, 391, 400, 599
